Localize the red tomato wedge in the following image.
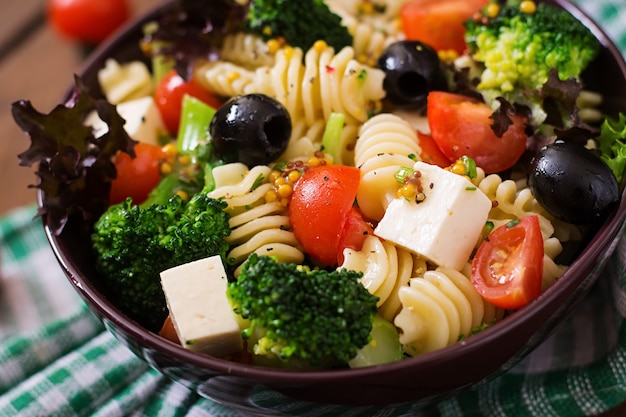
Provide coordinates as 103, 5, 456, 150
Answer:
427, 91, 528, 173
289, 165, 370, 266
158, 316, 180, 344
400, 0, 489, 54
109, 142, 165, 205
471, 216, 544, 310
417, 131, 452, 167
336, 207, 374, 265
154, 70, 223, 136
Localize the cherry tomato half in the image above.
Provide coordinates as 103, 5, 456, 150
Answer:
471, 216, 544, 310
154, 69, 223, 136
336, 207, 374, 265
47, 0, 130, 45
400, 0, 489, 54
289, 165, 370, 266
427, 91, 528, 173
109, 142, 166, 205
417, 131, 452, 167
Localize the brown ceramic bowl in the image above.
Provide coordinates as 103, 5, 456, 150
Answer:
41, 0, 626, 413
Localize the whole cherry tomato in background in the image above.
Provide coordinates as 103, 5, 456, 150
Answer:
47, 0, 131, 45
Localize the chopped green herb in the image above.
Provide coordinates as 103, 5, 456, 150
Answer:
461, 156, 478, 179
394, 166, 414, 184
506, 219, 521, 228
251, 174, 265, 191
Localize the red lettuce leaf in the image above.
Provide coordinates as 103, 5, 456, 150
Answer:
143, 0, 246, 81
12, 76, 136, 235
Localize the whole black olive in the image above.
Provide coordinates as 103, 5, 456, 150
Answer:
377, 40, 447, 108
210, 94, 292, 166
528, 141, 619, 224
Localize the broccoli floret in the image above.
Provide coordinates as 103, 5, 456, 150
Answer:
140, 140, 217, 208
464, 1, 600, 125
227, 254, 379, 368
245, 0, 352, 52
91, 193, 231, 332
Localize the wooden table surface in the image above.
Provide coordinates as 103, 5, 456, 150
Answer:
1, 0, 625, 416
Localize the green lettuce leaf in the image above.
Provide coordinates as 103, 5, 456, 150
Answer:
596, 112, 626, 184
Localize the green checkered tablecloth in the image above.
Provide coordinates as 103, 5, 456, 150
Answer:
1, 1, 626, 415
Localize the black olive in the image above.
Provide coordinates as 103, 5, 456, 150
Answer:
210, 94, 292, 166
377, 40, 447, 108
528, 141, 619, 224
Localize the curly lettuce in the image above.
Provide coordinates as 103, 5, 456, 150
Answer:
597, 113, 626, 184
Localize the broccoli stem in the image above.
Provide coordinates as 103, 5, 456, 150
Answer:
140, 95, 219, 207
178, 96, 222, 194
321, 112, 345, 163
176, 94, 216, 153
140, 173, 181, 208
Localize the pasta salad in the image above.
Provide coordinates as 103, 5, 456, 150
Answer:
13, 0, 625, 369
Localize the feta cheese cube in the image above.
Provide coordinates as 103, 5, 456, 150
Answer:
84, 96, 166, 146
160, 256, 243, 356
374, 161, 492, 270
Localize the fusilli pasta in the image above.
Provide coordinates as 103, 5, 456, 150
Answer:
471, 169, 575, 289
327, 0, 405, 66
340, 234, 427, 322
219, 32, 276, 69
208, 163, 304, 276
354, 113, 422, 221
195, 44, 386, 130
394, 267, 498, 355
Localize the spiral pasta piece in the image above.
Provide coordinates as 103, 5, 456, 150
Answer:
326, 0, 406, 65
278, 119, 326, 162
340, 235, 428, 322
207, 163, 304, 275
253, 46, 306, 123
340, 235, 406, 308
195, 44, 386, 130
334, 122, 360, 165
194, 61, 257, 98
354, 113, 422, 221
394, 267, 491, 355
219, 32, 276, 69
474, 172, 554, 236
273, 44, 387, 126
98, 59, 152, 104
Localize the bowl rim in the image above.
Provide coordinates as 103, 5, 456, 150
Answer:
41, 0, 626, 389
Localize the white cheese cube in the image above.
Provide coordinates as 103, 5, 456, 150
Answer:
374, 161, 492, 270
84, 96, 166, 146
160, 256, 243, 356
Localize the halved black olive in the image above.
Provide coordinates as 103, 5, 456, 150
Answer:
210, 94, 291, 166
528, 141, 619, 224
377, 40, 447, 108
